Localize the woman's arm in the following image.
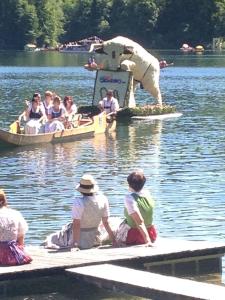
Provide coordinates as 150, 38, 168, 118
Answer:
72, 219, 81, 247
102, 216, 116, 245
17, 234, 25, 246
129, 211, 152, 246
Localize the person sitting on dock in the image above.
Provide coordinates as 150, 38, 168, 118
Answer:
45, 95, 65, 132
98, 90, 119, 121
23, 93, 46, 134
0, 189, 32, 266
115, 170, 157, 247
72, 174, 115, 249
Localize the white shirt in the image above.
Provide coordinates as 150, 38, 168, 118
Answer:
72, 193, 110, 228
99, 97, 119, 114
43, 100, 53, 115
0, 207, 28, 242
63, 104, 78, 120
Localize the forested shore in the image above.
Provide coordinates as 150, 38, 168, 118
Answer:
0, 0, 225, 50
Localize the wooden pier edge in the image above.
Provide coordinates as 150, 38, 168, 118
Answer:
1, 238, 225, 299
66, 264, 225, 300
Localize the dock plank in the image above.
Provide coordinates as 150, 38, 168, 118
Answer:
0, 238, 225, 280
66, 264, 225, 300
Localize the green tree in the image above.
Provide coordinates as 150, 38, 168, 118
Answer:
212, 0, 225, 36
63, 0, 110, 41
126, 0, 159, 45
108, 0, 128, 37
156, 0, 215, 48
35, 0, 64, 47
0, 0, 38, 49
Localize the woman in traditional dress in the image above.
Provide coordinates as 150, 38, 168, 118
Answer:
116, 170, 157, 246
0, 189, 32, 265
45, 95, 65, 132
63, 96, 79, 128
72, 174, 115, 249
43, 90, 53, 115
24, 93, 46, 134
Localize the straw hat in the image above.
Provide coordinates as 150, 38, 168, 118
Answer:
76, 174, 99, 194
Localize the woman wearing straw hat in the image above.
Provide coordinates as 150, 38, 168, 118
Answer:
0, 189, 32, 265
72, 174, 115, 249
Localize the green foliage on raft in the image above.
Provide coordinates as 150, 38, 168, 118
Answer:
117, 104, 177, 119
78, 105, 101, 117
78, 104, 177, 120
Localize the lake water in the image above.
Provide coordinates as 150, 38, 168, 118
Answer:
1, 50, 225, 296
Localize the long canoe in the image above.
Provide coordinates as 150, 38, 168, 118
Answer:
0, 113, 115, 147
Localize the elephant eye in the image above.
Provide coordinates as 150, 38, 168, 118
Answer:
119, 53, 122, 56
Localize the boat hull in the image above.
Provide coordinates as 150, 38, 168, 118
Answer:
0, 113, 112, 147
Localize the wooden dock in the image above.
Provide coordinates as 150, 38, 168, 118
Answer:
67, 264, 225, 300
1, 237, 225, 299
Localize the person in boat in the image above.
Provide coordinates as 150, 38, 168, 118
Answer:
115, 170, 157, 247
45, 95, 66, 133
63, 96, 79, 128
0, 189, 32, 266
159, 60, 174, 69
43, 90, 53, 115
84, 56, 98, 70
98, 90, 119, 121
23, 93, 46, 134
71, 174, 115, 249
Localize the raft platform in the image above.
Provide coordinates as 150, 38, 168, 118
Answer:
1, 238, 225, 299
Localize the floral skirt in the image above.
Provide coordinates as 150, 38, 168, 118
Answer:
0, 241, 32, 266
126, 225, 157, 245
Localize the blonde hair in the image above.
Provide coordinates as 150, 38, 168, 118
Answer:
53, 95, 61, 104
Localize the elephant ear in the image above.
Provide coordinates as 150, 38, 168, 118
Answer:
123, 46, 133, 55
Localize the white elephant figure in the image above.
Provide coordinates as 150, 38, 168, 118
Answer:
90, 36, 162, 106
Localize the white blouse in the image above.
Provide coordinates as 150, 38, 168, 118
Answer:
0, 207, 28, 242
72, 193, 110, 228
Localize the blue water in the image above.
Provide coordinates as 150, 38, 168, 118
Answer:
0, 52, 225, 291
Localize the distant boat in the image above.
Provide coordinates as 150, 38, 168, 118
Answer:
59, 36, 103, 53
180, 43, 194, 53
159, 60, 174, 69
24, 43, 40, 52
195, 45, 204, 52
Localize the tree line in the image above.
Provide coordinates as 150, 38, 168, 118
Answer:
0, 0, 225, 50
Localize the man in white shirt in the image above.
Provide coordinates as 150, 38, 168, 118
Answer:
98, 90, 119, 116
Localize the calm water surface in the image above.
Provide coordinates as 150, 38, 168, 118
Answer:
1, 50, 225, 296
